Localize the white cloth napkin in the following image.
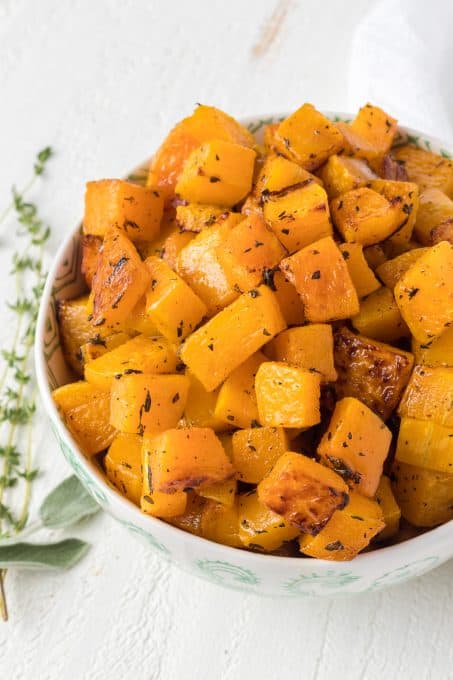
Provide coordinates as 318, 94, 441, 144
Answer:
348, 0, 453, 141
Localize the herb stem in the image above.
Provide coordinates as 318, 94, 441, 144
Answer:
16, 408, 35, 532
0, 175, 37, 229
0, 571, 8, 621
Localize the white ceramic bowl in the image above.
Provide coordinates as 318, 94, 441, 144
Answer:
35, 113, 453, 597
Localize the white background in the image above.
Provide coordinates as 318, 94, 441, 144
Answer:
1, 1, 453, 678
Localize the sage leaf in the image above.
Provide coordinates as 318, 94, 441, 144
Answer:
0, 539, 90, 570
40, 475, 99, 529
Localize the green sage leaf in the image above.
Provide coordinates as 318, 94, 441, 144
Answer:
40, 475, 99, 529
0, 539, 90, 570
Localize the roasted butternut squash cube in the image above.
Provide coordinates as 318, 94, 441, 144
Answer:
318, 154, 377, 199
238, 490, 299, 551
265, 325, 337, 382
352, 286, 409, 343
141, 215, 195, 270
350, 104, 397, 156
125, 296, 160, 336
280, 236, 359, 322
148, 104, 255, 201
331, 187, 401, 246
392, 461, 453, 527
180, 286, 286, 392
334, 326, 414, 420
144, 256, 207, 342
339, 243, 381, 299
176, 222, 238, 314
176, 203, 227, 232
374, 476, 400, 541
370, 179, 419, 254
141, 442, 187, 518
165, 493, 206, 536
110, 373, 189, 434
255, 155, 319, 195
91, 229, 151, 328
255, 362, 321, 428
335, 121, 381, 162
201, 500, 241, 547
57, 295, 111, 376
363, 244, 387, 270
232, 426, 289, 484
395, 241, 453, 342
263, 179, 332, 253
393, 144, 453, 197
146, 427, 234, 492
263, 123, 279, 154
53, 381, 116, 455
81, 234, 102, 288
175, 140, 256, 207
414, 188, 453, 245
376, 248, 429, 289
258, 452, 349, 533
214, 351, 266, 428
299, 492, 384, 560
271, 271, 305, 326
83, 180, 163, 241
85, 335, 177, 389
398, 365, 453, 427
184, 373, 226, 431
273, 104, 344, 170
216, 214, 286, 292
396, 416, 453, 473
196, 478, 237, 507
80, 331, 130, 365
412, 327, 453, 368
318, 397, 392, 497
105, 433, 142, 505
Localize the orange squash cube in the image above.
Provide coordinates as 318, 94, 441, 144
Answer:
81, 234, 102, 288
395, 241, 453, 342
177, 222, 239, 315
370, 179, 419, 252
255, 362, 321, 428
374, 476, 401, 542
144, 256, 207, 342
351, 286, 409, 343
84, 179, 163, 241
376, 248, 429, 289
91, 229, 151, 328
232, 426, 289, 484
273, 104, 344, 170
393, 144, 453, 197
280, 236, 359, 322
148, 104, 254, 201
396, 416, 453, 473
270, 271, 305, 326
176, 203, 227, 232
196, 478, 237, 507
53, 381, 116, 456
105, 433, 143, 505
265, 325, 337, 382
299, 492, 384, 560
319, 154, 377, 199
146, 427, 234, 493
318, 397, 392, 497
263, 179, 332, 253
339, 243, 380, 299
175, 140, 256, 207
255, 155, 320, 195
110, 373, 189, 434
238, 490, 299, 551
183, 373, 226, 431
85, 335, 177, 389
141, 441, 187, 518
258, 452, 349, 533
350, 104, 397, 156
200, 500, 241, 547
415, 187, 453, 244
180, 286, 286, 391
80, 331, 131, 365
411, 327, 453, 368
214, 351, 266, 428
141, 214, 195, 270
392, 461, 453, 527
398, 365, 453, 427
217, 214, 286, 292
335, 121, 381, 162
331, 187, 401, 246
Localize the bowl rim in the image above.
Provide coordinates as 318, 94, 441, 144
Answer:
34, 111, 453, 569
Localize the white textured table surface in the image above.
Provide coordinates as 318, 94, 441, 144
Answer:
1, 1, 453, 678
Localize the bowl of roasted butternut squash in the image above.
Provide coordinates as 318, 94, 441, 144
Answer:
35, 103, 453, 596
